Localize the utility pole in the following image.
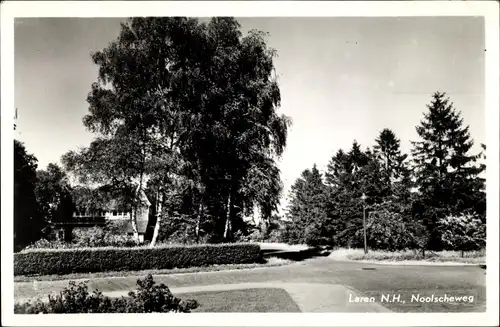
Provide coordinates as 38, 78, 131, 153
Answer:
361, 193, 368, 254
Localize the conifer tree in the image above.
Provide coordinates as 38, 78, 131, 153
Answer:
374, 128, 408, 184
373, 128, 413, 211
324, 141, 388, 247
411, 92, 485, 249
284, 164, 329, 245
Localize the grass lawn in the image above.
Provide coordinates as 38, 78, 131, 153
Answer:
178, 288, 301, 312
14, 257, 291, 283
329, 248, 486, 264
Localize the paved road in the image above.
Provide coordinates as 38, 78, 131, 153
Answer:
15, 257, 486, 312
79, 283, 391, 312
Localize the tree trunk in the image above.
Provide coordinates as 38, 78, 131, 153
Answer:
134, 137, 146, 244
195, 202, 203, 243
150, 188, 163, 247
131, 211, 140, 242
223, 192, 232, 240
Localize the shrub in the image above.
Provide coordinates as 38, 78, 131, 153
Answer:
438, 213, 486, 254
234, 229, 263, 243
303, 223, 325, 247
405, 219, 430, 254
364, 209, 412, 251
73, 227, 139, 248
14, 243, 261, 276
25, 226, 139, 250
14, 274, 198, 313
349, 209, 430, 252
72, 227, 107, 247
266, 229, 282, 243
25, 238, 73, 250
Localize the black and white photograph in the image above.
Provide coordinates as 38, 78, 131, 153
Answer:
1, 1, 499, 326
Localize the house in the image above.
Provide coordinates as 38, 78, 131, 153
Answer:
52, 187, 152, 243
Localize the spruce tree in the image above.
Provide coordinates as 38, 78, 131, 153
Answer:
374, 129, 408, 184
411, 92, 485, 249
324, 141, 388, 247
284, 164, 329, 245
325, 149, 351, 189
373, 128, 413, 212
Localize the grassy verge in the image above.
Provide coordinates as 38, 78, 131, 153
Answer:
177, 288, 301, 312
329, 248, 485, 264
14, 257, 292, 283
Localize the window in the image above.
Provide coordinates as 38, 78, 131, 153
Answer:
113, 211, 117, 216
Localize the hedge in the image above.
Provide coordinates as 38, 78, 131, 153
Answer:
14, 243, 261, 276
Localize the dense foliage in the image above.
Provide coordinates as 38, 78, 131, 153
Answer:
71, 226, 139, 248
438, 213, 486, 254
282, 165, 330, 246
13, 18, 485, 256
60, 17, 290, 245
14, 274, 198, 313
25, 223, 139, 250
14, 140, 45, 251
14, 243, 261, 276
35, 163, 75, 225
281, 92, 486, 252
411, 92, 485, 249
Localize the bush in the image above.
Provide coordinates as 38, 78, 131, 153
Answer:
14, 243, 261, 276
266, 229, 282, 243
364, 209, 412, 251
349, 209, 430, 252
156, 213, 200, 245
438, 213, 486, 254
14, 274, 198, 313
234, 228, 264, 243
73, 226, 139, 248
26, 225, 139, 250
25, 238, 73, 250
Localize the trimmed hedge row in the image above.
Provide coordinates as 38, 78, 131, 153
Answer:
14, 243, 261, 276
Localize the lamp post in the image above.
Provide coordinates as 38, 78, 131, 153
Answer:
361, 193, 368, 254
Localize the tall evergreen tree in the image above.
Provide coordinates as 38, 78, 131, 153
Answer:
411, 92, 485, 249
374, 128, 408, 184
284, 164, 329, 246
373, 128, 413, 211
324, 141, 388, 247
325, 149, 352, 189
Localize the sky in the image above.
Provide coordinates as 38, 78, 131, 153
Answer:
14, 17, 485, 209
